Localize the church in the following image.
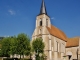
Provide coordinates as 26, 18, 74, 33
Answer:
32, 0, 80, 60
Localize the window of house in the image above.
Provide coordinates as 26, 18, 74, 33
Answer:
58, 43, 59, 52
56, 41, 58, 52
56, 41, 60, 52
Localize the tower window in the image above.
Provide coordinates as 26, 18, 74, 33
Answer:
40, 19, 42, 26
46, 19, 48, 26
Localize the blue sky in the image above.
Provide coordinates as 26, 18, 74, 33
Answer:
0, 0, 80, 38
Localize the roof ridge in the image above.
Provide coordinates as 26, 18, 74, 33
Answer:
68, 37, 80, 39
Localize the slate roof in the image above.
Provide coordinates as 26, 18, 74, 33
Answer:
39, 0, 47, 15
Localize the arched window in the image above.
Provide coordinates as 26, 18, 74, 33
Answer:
46, 19, 48, 26
40, 19, 42, 26
56, 41, 58, 52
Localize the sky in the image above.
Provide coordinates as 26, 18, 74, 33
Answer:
0, 0, 80, 39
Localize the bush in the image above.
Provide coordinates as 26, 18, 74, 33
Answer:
3, 58, 18, 60
3, 58, 32, 60
18, 59, 32, 60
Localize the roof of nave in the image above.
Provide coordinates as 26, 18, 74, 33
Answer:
47, 25, 67, 42
66, 37, 80, 48
46, 25, 80, 47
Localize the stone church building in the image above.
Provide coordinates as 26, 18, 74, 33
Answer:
32, 0, 80, 60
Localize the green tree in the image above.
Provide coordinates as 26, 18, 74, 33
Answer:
17, 33, 31, 59
0, 39, 2, 56
9, 36, 17, 58
1, 37, 11, 57
32, 38, 45, 60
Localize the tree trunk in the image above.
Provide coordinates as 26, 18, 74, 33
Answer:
30, 54, 31, 59
20, 54, 21, 59
23, 55, 24, 60
12, 55, 14, 58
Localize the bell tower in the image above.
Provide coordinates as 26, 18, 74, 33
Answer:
32, 0, 52, 59
36, 0, 51, 28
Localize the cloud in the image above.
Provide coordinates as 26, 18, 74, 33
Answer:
8, 9, 15, 15
51, 17, 55, 20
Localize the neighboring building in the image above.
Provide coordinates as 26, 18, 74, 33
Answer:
66, 37, 80, 60
32, 0, 80, 60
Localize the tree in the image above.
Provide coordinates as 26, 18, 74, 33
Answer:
9, 36, 17, 58
1, 37, 11, 57
32, 38, 45, 60
32, 38, 45, 53
17, 33, 31, 59
0, 39, 3, 56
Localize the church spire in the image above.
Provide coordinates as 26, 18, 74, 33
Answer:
39, 0, 47, 15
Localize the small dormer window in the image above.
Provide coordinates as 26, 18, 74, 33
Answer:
40, 18, 42, 26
